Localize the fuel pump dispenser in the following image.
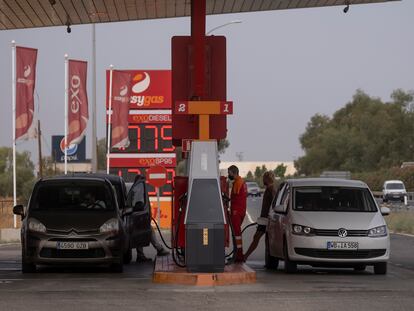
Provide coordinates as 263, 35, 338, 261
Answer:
184, 141, 227, 272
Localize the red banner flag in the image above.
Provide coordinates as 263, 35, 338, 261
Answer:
111, 70, 132, 149
66, 60, 88, 146
15, 46, 37, 140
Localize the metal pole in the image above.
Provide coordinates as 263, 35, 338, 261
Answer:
91, 23, 98, 173
64, 54, 68, 174
191, 0, 209, 141
156, 187, 161, 227
11, 40, 17, 228
37, 120, 43, 178
106, 65, 114, 174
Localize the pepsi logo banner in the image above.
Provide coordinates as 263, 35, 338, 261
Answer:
15, 46, 37, 141
52, 135, 86, 163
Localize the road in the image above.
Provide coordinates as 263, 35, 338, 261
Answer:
0, 197, 413, 310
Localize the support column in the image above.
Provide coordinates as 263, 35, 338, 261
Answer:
191, 0, 209, 140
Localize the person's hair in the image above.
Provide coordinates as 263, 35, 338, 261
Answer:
228, 165, 239, 175
263, 171, 275, 185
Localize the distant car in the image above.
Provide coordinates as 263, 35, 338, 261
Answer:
383, 180, 407, 203
246, 182, 261, 197
13, 174, 151, 273
266, 178, 390, 274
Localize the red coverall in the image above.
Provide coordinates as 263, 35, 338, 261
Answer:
230, 176, 247, 262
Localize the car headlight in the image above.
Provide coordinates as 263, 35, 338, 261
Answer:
28, 218, 46, 233
368, 225, 387, 238
100, 218, 119, 234
292, 224, 314, 236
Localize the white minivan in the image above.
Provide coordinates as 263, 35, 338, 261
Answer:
266, 178, 390, 274
383, 180, 407, 203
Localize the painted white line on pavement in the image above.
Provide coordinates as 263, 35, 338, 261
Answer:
0, 243, 20, 247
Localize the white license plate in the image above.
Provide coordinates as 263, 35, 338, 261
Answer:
56, 242, 89, 250
327, 241, 358, 250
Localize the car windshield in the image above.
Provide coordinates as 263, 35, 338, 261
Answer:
32, 181, 113, 211
294, 187, 377, 212
386, 183, 404, 190
247, 182, 259, 188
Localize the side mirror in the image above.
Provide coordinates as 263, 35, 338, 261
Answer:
13, 205, 24, 216
133, 201, 145, 212
273, 204, 287, 214
381, 206, 390, 216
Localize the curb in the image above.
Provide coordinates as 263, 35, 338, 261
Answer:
390, 231, 414, 238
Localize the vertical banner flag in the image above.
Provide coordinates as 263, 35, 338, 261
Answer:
15, 46, 37, 140
66, 60, 89, 147
111, 70, 132, 149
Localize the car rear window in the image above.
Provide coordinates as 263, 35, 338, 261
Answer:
294, 187, 377, 212
31, 181, 114, 211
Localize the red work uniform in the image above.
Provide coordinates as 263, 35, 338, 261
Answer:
230, 176, 247, 262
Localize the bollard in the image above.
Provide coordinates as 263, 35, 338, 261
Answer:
404, 195, 408, 206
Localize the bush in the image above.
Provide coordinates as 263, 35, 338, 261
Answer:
353, 167, 414, 191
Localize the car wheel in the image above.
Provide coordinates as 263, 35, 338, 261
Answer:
22, 261, 36, 273
21, 248, 36, 273
123, 248, 132, 264
265, 235, 279, 270
283, 239, 297, 274
374, 262, 387, 275
111, 253, 124, 273
354, 265, 366, 272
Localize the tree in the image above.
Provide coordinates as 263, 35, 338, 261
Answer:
0, 147, 35, 202
42, 156, 62, 177
274, 164, 287, 179
295, 89, 414, 175
245, 171, 254, 181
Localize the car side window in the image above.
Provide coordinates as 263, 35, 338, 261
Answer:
126, 182, 146, 208
272, 183, 287, 208
281, 185, 290, 206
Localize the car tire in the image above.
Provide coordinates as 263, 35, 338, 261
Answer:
22, 261, 36, 273
123, 248, 132, 264
111, 253, 124, 273
21, 248, 36, 273
283, 239, 297, 274
374, 262, 387, 275
354, 265, 366, 272
265, 235, 279, 270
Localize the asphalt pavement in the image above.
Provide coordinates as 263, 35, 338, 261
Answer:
0, 197, 413, 311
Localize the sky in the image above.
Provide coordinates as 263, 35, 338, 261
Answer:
0, 1, 413, 166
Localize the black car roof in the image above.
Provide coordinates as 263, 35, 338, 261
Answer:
45, 173, 124, 185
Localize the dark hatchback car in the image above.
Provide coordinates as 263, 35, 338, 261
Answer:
13, 174, 152, 273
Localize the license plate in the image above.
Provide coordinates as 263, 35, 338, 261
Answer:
56, 242, 89, 250
327, 241, 358, 250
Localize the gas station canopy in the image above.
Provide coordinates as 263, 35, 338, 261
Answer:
0, 0, 399, 31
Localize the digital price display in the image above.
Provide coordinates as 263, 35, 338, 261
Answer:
117, 124, 174, 153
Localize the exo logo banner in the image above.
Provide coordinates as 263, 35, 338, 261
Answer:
106, 70, 171, 109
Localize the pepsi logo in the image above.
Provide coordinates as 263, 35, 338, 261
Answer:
60, 138, 78, 156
